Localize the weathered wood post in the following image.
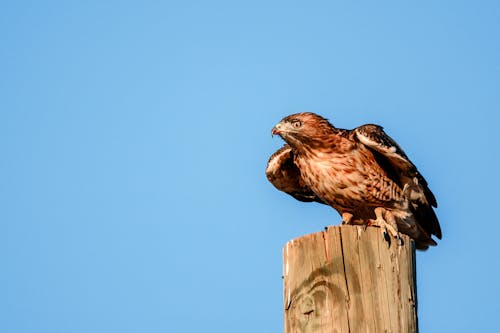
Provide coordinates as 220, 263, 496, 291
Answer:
283, 225, 418, 333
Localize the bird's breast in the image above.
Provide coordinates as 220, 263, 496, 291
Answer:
297, 152, 367, 198
296, 148, 398, 215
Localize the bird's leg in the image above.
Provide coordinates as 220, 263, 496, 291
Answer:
341, 212, 353, 225
368, 207, 402, 246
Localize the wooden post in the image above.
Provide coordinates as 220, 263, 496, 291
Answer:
283, 225, 418, 333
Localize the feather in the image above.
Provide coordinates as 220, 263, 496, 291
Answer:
266, 145, 325, 204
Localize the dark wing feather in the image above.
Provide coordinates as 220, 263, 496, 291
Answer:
355, 124, 442, 239
266, 145, 325, 204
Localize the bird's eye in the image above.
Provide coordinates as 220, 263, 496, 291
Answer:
291, 120, 302, 128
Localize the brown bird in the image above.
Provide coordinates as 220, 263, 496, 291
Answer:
266, 112, 441, 250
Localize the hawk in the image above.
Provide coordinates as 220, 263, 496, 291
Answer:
266, 112, 441, 250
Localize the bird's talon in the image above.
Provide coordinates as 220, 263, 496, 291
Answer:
383, 230, 391, 245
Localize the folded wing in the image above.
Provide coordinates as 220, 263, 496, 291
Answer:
266, 145, 325, 204
355, 124, 442, 240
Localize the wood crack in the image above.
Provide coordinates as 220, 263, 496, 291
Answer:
338, 226, 352, 333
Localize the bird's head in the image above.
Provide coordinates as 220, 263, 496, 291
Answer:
272, 112, 336, 149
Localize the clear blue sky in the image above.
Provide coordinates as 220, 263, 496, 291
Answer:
2, 1, 499, 332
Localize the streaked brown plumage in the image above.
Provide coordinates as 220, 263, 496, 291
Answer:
266, 112, 441, 250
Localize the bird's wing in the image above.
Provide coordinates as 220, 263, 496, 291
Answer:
266, 145, 325, 204
355, 124, 442, 239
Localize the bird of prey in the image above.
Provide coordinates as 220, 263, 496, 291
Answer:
266, 112, 441, 250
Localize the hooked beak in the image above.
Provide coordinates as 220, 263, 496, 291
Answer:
271, 122, 283, 136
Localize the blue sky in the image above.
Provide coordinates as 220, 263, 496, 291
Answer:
2, 1, 499, 332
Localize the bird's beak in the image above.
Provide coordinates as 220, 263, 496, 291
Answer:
271, 122, 282, 136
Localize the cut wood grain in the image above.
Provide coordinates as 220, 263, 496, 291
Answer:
283, 225, 417, 333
